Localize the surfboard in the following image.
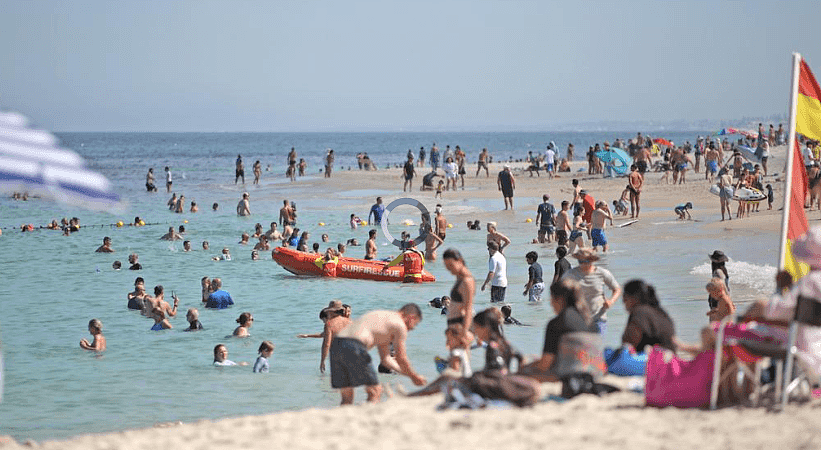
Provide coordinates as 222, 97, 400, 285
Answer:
709, 184, 764, 201
618, 219, 638, 228
736, 145, 763, 164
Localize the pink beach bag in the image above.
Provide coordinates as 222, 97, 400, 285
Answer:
645, 346, 715, 408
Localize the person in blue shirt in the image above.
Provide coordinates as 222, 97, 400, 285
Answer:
205, 278, 234, 309
368, 197, 386, 225
674, 202, 693, 220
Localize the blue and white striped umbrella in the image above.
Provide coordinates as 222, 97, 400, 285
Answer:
0, 111, 121, 211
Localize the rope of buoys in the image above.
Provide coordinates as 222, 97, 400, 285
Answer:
1, 221, 175, 231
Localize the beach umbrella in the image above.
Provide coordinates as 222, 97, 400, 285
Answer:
0, 110, 121, 211
653, 138, 674, 147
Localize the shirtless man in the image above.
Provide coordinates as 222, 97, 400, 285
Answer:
265, 222, 283, 243
279, 200, 296, 227
704, 142, 721, 182
330, 304, 426, 404
677, 152, 693, 184
236, 192, 251, 216
145, 168, 157, 192
365, 229, 378, 260
670, 146, 684, 184
627, 164, 643, 218
160, 226, 183, 241
95, 236, 114, 253
570, 179, 582, 209
554, 200, 571, 247
634, 145, 652, 175
476, 148, 490, 177
434, 205, 448, 241
319, 303, 352, 373
167, 193, 177, 210
590, 201, 614, 252
152, 285, 179, 318
423, 222, 444, 261
235, 154, 245, 184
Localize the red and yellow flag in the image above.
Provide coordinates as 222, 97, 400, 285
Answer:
797, 59, 821, 142
784, 58, 821, 279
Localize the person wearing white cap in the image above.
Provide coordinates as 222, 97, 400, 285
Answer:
497, 164, 516, 210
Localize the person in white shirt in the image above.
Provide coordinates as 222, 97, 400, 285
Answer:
481, 241, 507, 303
545, 142, 557, 179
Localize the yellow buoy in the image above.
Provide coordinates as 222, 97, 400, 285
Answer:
116, 221, 123, 227
319, 222, 325, 226
361, 221, 368, 226
184, 220, 188, 224
139, 220, 145, 226
525, 218, 533, 223
447, 223, 453, 228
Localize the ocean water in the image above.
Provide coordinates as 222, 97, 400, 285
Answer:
0, 131, 778, 441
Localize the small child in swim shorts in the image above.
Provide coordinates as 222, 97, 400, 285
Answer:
674, 202, 693, 220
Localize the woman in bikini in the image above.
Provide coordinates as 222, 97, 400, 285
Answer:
443, 248, 476, 371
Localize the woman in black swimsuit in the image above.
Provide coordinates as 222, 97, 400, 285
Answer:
443, 249, 475, 350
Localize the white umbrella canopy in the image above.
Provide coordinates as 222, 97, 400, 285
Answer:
0, 111, 121, 212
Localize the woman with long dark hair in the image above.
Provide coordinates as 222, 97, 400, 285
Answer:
621, 279, 676, 352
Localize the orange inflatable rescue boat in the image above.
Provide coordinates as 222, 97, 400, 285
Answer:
271, 247, 436, 283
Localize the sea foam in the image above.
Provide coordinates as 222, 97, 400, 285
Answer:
690, 260, 776, 293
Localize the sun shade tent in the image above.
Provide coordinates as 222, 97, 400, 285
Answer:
594, 147, 633, 176
0, 111, 121, 211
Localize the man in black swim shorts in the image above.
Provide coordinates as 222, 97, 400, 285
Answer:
330, 304, 426, 404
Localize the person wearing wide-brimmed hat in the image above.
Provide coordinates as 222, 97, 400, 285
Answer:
707, 250, 730, 310
560, 248, 621, 335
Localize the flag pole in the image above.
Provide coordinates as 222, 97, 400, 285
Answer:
778, 53, 803, 270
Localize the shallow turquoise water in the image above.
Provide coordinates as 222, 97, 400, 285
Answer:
0, 131, 778, 441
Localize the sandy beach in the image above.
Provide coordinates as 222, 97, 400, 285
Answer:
4, 142, 818, 449
3, 375, 820, 450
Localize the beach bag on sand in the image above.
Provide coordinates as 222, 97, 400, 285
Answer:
645, 346, 714, 408
604, 345, 647, 377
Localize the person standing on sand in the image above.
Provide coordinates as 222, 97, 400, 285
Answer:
704, 142, 721, 182
279, 200, 296, 227
429, 143, 440, 172
403, 154, 415, 192
634, 145, 651, 175
545, 142, 556, 178
477, 148, 490, 177
555, 200, 571, 247
718, 168, 734, 221
365, 229, 378, 260
566, 143, 574, 162
456, 146, 467, 189
497, 165, 515, 210
628, 164, 643, 218
235, 154, 245, 184
330, 304, 426, 404
236, 192, 251, 216
535, 194, 556, 243
590, 201, 614, 252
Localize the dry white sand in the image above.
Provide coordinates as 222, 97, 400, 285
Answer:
5, 144, 820, 449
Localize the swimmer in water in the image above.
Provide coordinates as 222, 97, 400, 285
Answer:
184, 308, 203, 331
213, 344, 248, 366
150, 308, 172, 331
95, 236, 114, 253
253, 341, 275, 373
233, 312, 253, 337
79, 319, 106, 351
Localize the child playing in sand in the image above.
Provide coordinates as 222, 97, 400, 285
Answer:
79, 319, 106, 351
253, 341, 274, 373
674, 202, 693, 220
706, 277, 736, 322
435, 180, 445, 199
613, 187, 630, 216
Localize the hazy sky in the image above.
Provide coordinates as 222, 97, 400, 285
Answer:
1, 0, 819, 131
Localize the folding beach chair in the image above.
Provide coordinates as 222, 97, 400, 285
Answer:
709, 317, 789, 410
781, 295, 821, 409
